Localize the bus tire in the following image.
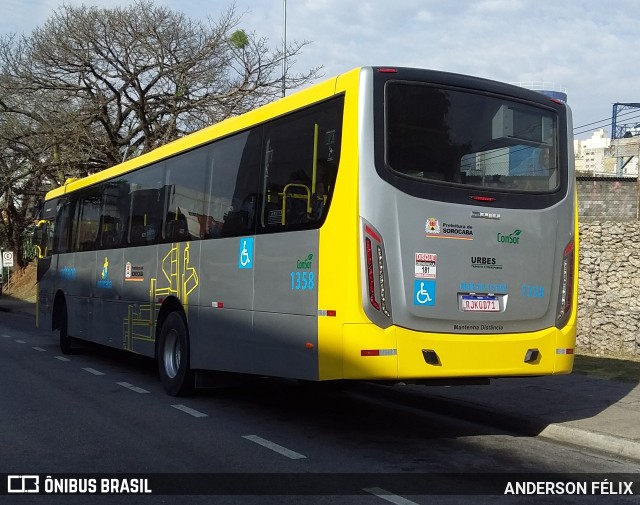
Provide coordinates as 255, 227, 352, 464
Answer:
157, 311, 194, 396
58, 303, 77, 355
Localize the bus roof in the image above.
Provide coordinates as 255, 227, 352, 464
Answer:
44, 68, 356, 201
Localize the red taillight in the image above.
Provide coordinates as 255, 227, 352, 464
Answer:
470, 195, 496, 202
365, 238, 380, 311
557, 239, 575, 325
363, 221, 391, 321
365, 224, 382, 243
564, 240, 575, 257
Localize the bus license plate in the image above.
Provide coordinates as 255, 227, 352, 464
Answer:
461, 295, 499, 312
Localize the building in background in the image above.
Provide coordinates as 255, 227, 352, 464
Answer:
574, 129, 638, 177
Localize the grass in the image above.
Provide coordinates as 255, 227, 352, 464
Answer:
2, 262, 37, 302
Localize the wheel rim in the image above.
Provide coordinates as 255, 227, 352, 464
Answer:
163, 329, 181, 379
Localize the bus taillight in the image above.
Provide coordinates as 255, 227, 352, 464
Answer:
364, 222, 391, 320
365, 237, 380, 311
556, 239, 575, 326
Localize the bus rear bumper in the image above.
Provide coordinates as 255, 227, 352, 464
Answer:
339, 323, 576, 380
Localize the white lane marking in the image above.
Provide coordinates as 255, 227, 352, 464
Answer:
83, 367, 105, 376
117, 382, 150, 394
54, 356, 71, 362
33, 347, 47, 352
242, 435, 307, 460
1, 334, 11, 338
171, 404, 208, 418
14, 340, 26, 344
363, 487, 420, 505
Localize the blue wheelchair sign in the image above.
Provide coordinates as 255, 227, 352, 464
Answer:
414, 280, 436, 306
238, 237, 254, 269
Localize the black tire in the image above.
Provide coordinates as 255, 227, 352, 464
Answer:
58, 303, 76, 355
157, 312, 194, 396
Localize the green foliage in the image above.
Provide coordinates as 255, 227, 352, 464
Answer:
229, 29, 249, 49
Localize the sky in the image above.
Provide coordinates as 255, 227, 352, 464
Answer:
2, 0, 639, 139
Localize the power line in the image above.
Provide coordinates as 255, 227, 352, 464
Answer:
574, 108, 640, 136
575, 114, 640, 137
574, 107, 640, 130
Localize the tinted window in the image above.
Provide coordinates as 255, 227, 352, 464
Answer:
127, 164, 166, 246
259, 97, 343, 231
98, 179, 130, 249
74, 188, 102, 252
386, 83, 558, 192
164, 149, 209, 242
53, 197, 75, 254
205, 129, 262, 238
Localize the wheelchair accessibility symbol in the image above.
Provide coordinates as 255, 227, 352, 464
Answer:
238, 237, 254, 269
414, 280, 436, 306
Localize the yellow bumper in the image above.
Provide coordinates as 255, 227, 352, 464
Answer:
337, 323, 576, 380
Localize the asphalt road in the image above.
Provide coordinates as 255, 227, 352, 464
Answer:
1, 311, 639, 505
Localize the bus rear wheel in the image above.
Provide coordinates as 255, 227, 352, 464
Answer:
58, 303, 78, 354
157, 312, 194, 396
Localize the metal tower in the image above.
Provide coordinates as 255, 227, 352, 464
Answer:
611, 103, 640, 139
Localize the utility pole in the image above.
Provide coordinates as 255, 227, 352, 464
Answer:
282, 0, 287, 98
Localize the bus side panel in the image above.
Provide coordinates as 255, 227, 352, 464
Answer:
251, 313, 318, 379
190, 238, 255, 373
317, 68, 363, 380
90, 248, 124, 345
65, 251, 96, 340
253, 230, 320, 380
119, 245, 160, 356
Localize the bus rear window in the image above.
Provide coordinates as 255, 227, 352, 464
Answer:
385, 82, 559, 192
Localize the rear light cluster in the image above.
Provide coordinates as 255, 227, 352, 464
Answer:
365, 237, 380, 311
376, 244, 390, 318
364, 222, 391, 321
556, 239, 575, 326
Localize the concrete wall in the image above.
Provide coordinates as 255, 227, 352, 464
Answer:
578, 221, 640, 357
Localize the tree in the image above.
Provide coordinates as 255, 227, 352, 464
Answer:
0, 0, 321, 266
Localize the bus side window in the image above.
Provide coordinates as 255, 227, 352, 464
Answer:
207, 129, 261, 238
73, 189, 102, 252
98, 179, 128, 249
33, 220, 52, 258
163, 148, 208, 242
259, 97, 343, 231
97, 216, 121, 249
53, 197, 75, 254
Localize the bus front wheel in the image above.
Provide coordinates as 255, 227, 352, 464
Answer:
157, 312, 194, 396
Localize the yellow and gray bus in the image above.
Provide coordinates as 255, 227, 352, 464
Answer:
34, 66, 578, 396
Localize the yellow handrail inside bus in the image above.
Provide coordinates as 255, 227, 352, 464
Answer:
279, 183, 311, 225
312, 123, 319, 195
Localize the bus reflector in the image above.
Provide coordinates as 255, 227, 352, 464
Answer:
377, 68, 398, 73
361, 349, 397, 356
318, 310, 337, 317
305, 343, 315, 349
212, 301, 224, 308
556, 348, 575, 355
